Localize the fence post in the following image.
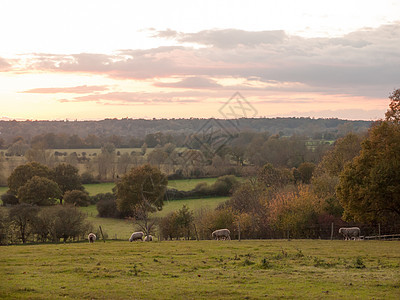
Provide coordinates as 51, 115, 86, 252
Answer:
238, 221, 241, 242
378, 223, 381, 240
330, 222, 334, 240
99, 226, 106, 243
193, 224, 199, 241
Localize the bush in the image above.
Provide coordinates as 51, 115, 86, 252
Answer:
211, 175, 238, 196
63, 190, 91, 207
0, 209, 9, 245
96, 195, 129, 219
52, 205, 92, 242
1, 193, 19, 206
90, 192, 115, 205
80, 172, 98, 184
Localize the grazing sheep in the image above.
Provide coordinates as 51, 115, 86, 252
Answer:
144, 235, 153, 241
339, 227, 360, 240
129, 231, 144, 242
88, 233, 96, 243
212, 229, 231, 240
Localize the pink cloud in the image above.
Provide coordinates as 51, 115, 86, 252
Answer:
21, 85, 109, 94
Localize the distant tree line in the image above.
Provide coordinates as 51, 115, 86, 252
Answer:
0, 117, 370, 148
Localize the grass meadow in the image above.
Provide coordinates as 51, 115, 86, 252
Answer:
82, 177, 222, 195
1, 240, 399, 299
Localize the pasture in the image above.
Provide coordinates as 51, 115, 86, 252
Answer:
1, 240, 399, 299
83, 177, 224, 195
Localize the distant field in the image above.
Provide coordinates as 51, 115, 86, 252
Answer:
1, 240, 399, 299
83, 183, 116, 195
83, 177, 228, 195
168, 177, 220, 191
0, 186, 7, 196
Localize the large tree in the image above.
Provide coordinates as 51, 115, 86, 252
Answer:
337, 121, 400, 222
52, 163, 84, 204
385, 89, 400, 123
115, 164, 167, 236
7, 162, 52, 195
9, 204, 40, 243
17, 176, 62, 206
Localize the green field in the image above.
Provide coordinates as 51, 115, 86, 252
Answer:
0, 186, 7, 196
168, 178, 220, 191
83, 178, 224, 196
1, 240, 399, 299
83, 183, 116, 195
80, 197, 228, 240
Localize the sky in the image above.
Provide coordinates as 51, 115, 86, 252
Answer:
1, 0, 399, 121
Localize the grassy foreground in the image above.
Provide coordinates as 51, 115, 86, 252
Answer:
1, 240, 399, 299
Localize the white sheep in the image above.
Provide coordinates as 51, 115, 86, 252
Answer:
129, 231, 144, 242
144, 235, 153, 241
212, 229, 231, 240
339, 227, 360, 240
88, 233, 96, 243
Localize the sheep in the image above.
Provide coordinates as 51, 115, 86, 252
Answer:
129, 231, 144, 242
88, 233, 96, 243
339, 227, 360, 240
144, 235, 153, 241
212, 229, 231, 240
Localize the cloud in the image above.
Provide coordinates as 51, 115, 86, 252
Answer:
0, 57, 11, 70
155, 77, 222, 89
154, 28, 286, 48
58, 91, 217, 105
19, 22, 400, 100
21, 85, 109, 94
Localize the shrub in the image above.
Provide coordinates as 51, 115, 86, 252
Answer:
52, 205, 92, 242
96, 196, 129, 219
63, 190, 90, 207
80, 172, 98, 184
0, 209, 9, 245
1, 193, 19, 206
90, 192, 115, 205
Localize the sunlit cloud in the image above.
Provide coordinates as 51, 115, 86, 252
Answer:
21, 85, 110, 94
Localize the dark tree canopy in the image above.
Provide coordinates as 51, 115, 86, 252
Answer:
116, 164, 167, 235
9, 204, 40, 243
116, 164, 167, 216
385, 89, 400, 123
63, 190, 90, 207
17, 176, 62, 206
337, 121, 400, 222
7, 162, 52, 195
53, 163, 84, 203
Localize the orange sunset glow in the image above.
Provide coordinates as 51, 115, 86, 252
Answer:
1, 0, 399, 121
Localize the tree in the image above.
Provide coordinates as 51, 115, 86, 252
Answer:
63, 190, 90, 207
258, 163, 293, 190
319, 133, 363, 177
7, 162, 52, 195
53, 163, 84, 204
175, 205, 194, 240
1, 193, 19, 206
17, 176, 62, 206
98, 143, 116, 180
116, 164, 167, 236
337, 121, 400, 222
9, 204, 40, 243
385, 89, 400, 123
297, 162, 316, 184
52, 205, 92, 242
